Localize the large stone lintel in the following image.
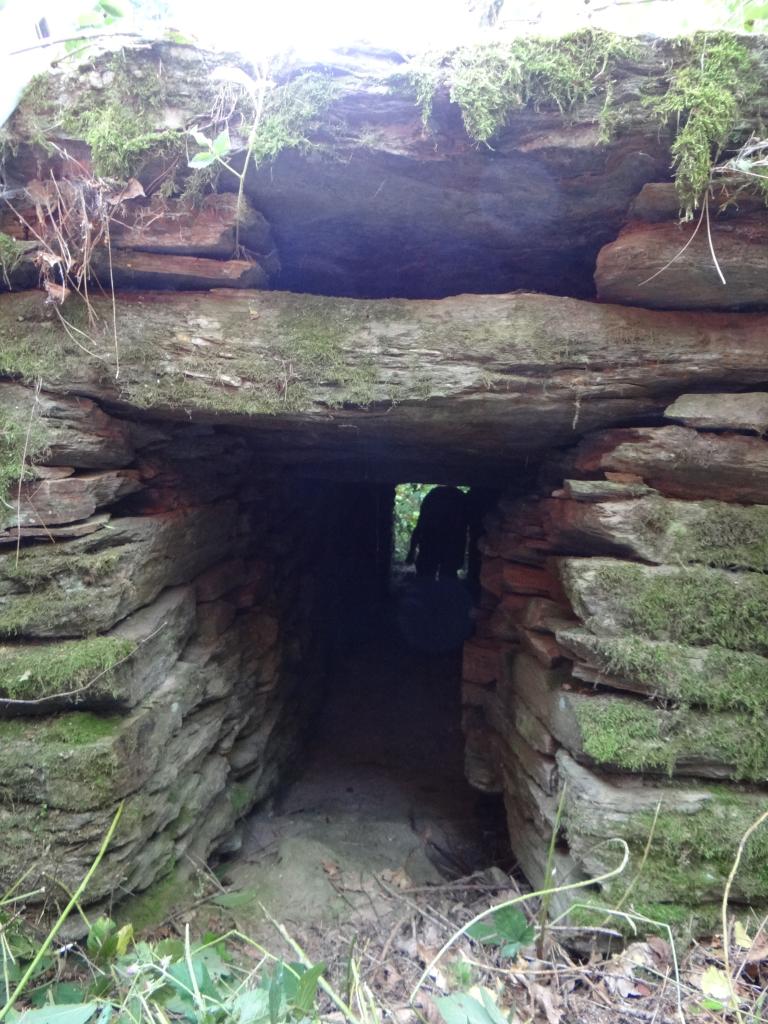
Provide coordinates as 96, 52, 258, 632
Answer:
3, 289, 768, 479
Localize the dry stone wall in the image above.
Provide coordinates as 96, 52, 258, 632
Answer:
0, 382, 358, 918
463, 391, 768, 933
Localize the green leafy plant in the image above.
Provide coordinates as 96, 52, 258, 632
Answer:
466, 907, 535, 959
436, 987, 508, 1024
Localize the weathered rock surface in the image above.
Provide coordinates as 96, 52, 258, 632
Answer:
595, 209, 768, 310
559, 557, 768, 654
110, 194, 275, 260
557, 752, 768, 905
1, 41, 687, 300
542, 493, 768, 570
664, 392, 768, 433
0, 469, 143, 530
0, 384, 135, 468
574, 426, 768, 502
4, 291, 768, 481
99, 252, 270, 291
508, 652, 766, 780
0, 504, 238, 637
557, 626, 768, 713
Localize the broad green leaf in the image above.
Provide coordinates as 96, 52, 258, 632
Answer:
17, 1004, 100, 1024
466, 921, 499, 945
700, 966, 734, 1004
97, 0, 125, 16
86, 917, 116, 958
268, 962, 286, 1024
188, 152, 217, 169
30, 983, 87, 1007
734, 920, 752, 949
167, 957, 218, 1002
294, 962, 325, 1014
493, 906, 533, 944
230, 989, 270, 1024
435, 992, 504, 1024
477, 988, 508, 1024
211, 129, 231, 158
114, 924, 133, 957
155, 938, 184, 961
210, 888, 260, 909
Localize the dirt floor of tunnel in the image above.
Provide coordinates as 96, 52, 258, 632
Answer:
217, 572, 511, 947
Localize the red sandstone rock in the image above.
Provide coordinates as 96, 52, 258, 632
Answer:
595, 214, 768, 310
574, 426, 768, 503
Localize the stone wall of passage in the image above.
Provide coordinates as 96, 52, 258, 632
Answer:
463, 390, 768, 933
0, 382, 383, 917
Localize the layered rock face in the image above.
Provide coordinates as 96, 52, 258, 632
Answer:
463, 392, 768, 931
0, 383, 388, 915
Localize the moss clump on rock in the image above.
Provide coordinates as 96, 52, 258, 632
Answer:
631, 789, 768, 903
583, 560, 768, 654
0, 636, 136, 701
571, 632, 768, 715
407, 29, 632, 140
648, 33, 760, 217
0, 394, 50, 509
0, 232, 25, 287
573, 695, 768, 780
665, 499, 768, 570
565, 781, 768, 906
0, 709, 120, 745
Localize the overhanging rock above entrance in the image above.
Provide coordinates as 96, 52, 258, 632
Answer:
3, 288, 768, 481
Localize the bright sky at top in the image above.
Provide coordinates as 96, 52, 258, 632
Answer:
1, 0, 755, 60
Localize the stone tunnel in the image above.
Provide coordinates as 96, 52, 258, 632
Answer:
1, 34, 768, 937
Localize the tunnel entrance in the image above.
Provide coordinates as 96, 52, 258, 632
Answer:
1, 377, 767, 945
225, 475, 513, 937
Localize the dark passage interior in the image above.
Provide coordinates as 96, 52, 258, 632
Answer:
226, 476, 512, 929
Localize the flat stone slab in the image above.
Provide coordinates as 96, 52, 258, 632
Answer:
557, 751, 768, 905
665, 392, 768, 433
0, 585, 197, 708
557, 627, 768, 714
543, 493, 768, 570
0, 503, 237, 637
595, 214, 768, 311
559, 557, 768, 655
574, 425, 768, 503
0, 383, 134, 469
0, 470, 143, 530
509, 651, 766, 780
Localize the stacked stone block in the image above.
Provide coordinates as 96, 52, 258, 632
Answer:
0, 384, 339, 916
462, 392, 768, 932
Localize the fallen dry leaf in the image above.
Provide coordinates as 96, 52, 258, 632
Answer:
646, 935, 672, 966
43, 280, 70, 304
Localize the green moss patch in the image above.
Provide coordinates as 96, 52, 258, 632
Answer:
0, 636, 136, 701
407, 29, 632, 141
0, 401, 50, 511
569, 560, 768, 655
647, 34, 761, 216
565, 781, 768, 906
0, 232, 25, 287
568, 894, 764, 939
0, 709, 120, 746
571, 632, 768, 715
628, 495, 768, 571
573, 694, 768, 780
